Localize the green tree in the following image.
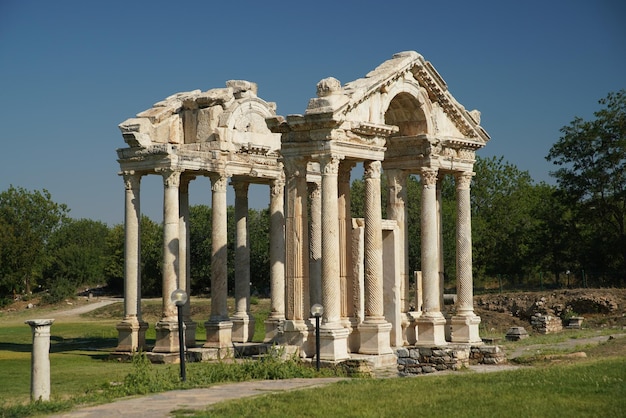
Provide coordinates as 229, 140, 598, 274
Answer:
546, 90, 626, 283
0, 186, 69, 295
43, 218, 110, 290
105, 216, 163, 296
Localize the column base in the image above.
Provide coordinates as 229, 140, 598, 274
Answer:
263, 316, 284, 343
231, 314, 255, 343
184, 320, 197, 348
319, 324, 350, 361
153, 319, 181, 353
280, 320, 310, 356
203, 319, 233, 349
415, 314, 447, 346
404, 312, 420, 346
358, 319, 393, 355
450, 314, 482, 344
115, 318, 149, 352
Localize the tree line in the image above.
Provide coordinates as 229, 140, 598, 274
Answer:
1, 90, 624, 304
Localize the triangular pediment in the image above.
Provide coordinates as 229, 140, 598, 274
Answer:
305, 51, 489, 143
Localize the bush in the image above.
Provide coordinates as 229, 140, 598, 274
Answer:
41, 277, 76, 304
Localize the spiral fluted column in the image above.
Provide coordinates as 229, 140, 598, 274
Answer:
265, 177, 286, 342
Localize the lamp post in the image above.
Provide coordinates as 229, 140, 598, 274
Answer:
310, 303, 323, 371
171, 289, 188, 382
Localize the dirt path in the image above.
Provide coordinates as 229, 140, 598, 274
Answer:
53, 298, 121, 317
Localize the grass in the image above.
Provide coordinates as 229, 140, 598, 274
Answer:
193, 354, 626, 417
2, 296, 625, 417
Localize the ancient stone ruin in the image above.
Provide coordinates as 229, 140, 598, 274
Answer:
114, 51, 491, 368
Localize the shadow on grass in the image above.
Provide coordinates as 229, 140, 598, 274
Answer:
1, 336, 157, 359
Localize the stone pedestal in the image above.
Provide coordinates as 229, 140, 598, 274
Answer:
319, 326, 350, 361
404, 312, 419, 345
415, 314, 447, 346
25, 319, 54, 402
281, 320, 310, 356
450, 315, 482, 344
203, 320, 233, 349
184, 320, 197, 348
231, 314, 255, 343
264, 317, 284, 343
115, 318, 149, 352
153, 320, 182, 353
358, 320, 393, 355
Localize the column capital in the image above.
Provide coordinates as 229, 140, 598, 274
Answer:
232, 180, 250, 195
157, 168, 182, 188
420, 167, 438, 188
121, 171, 142, 190
308, 180, 321, 199
270, 178, 285, 198
338, 161, 356, 183
210, 173, 229, 192
283, 157, 308, 179
319, 154, 343, 175
363, 160, 382, 180
455, 171, 474, 190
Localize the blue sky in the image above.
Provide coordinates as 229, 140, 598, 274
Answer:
1, 0, 624, 225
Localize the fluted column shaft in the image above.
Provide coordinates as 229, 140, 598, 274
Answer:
161, 169, 181, 321
234, 181, 250, 316
269, 178, 285, 319
284, 158, 309, 321
210, 174, 229, 320
456, 172, 475, 316
320, 154, 342, 325
386, 169, 409, 312
338, 162, 355, 319
363, 161, 384, 320
420, 168, 442, 318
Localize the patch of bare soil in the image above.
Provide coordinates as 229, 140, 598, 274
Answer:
474, 288, 626, 333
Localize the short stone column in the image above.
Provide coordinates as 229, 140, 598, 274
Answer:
232, 181, 254, 342
265, 177, 286, 342
416, 167, 446, 345
319, 154, 349, 361
154, 168, 182, 353
25, 319, 54, 401
358, 160, 392, 355
116, 171, 148, 352
451, 171, 482, 343
204, 174, 233, 349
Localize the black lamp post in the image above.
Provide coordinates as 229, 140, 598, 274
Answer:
171, 289, 188, 382
310, 303, 324, 371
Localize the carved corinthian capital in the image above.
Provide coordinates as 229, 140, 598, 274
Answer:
364, 160, 382, 180
320, 154, 342, 175
158, 168, 181, 188
211, 174, 228, 192
122, 171, 141, 191
455, 171, 474, 190
420, 167, 438, 188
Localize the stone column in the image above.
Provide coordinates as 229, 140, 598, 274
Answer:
318, 154, 349, 361
358, 160, 392, 355
308, 180, 322, 307
154, 168, 182, 353
25, 319, 54, 401
116, 171, 148, 352
386, 168, 415, 344
265, 177, 286, 342
232, 181, 254, 342
451, 171, 482, 343
179, 175, 197, 347
416, 167, 447, 345
437, 179, 445, 314
204, 173, 233, 349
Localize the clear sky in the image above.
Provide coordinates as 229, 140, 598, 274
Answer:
1, 0, 624, 225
